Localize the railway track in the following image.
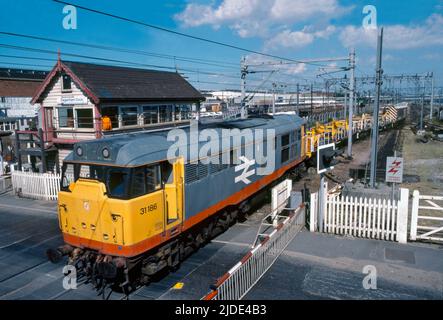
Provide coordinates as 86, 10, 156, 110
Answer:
0, 118, 406, 300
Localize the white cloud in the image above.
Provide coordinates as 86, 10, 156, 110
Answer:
270, 0, 348, 21
266, 29, 315, 48
176, 0, 260, 28
423, 53, 441, 60
265, 25, 336, 50
176, 0, 349, 38
384, 54, 395, 61
340, 14, 443, 50
314, 25, 337, 39
175, 0, 267, 36
245, 54, 307, 75
286, 62, 307, 74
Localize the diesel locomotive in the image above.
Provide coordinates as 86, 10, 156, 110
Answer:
47, 114, 308, 292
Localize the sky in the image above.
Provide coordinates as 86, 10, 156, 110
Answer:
0, 0, 442, 92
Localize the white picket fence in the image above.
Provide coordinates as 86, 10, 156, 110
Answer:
310, 182, 409, 243
410, 190, 443, 242
11, 171, 62, 201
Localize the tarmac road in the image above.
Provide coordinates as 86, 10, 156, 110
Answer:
0, 180, 442, 300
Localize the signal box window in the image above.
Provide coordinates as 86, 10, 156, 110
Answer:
121, 106, 138, 126
143, 106, 159, 125
76, 109, 94, 129
179, 104, 192, 120
159, 105, 173, 123
58, 107, 74, 128
101, 106, 119, 129
62, 74, 72, 91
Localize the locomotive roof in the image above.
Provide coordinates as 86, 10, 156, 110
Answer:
66, 114, 305, 166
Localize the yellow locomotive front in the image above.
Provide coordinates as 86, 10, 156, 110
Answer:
47, 156, 185, 287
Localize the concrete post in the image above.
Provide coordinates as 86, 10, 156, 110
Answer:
318, 176, 327, 233
39, 128, 47, 173
310, 192, 318, 232
370, 28, 384, 188
396, 188, 410, 244
347, 49, 355, 158
272, 89, 276, 115
240, 56, 247, 119
410, 190, 420, 241
430, 73, 434, 121
296, 83, 300, 115
14, 130, 22, 171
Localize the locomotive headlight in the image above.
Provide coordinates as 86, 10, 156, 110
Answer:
76, 146, 83, 157
102, 148, 110, 159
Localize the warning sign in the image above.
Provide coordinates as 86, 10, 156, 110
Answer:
385, 157, 404, 183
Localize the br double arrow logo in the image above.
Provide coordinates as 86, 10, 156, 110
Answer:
235, 156, 256, 185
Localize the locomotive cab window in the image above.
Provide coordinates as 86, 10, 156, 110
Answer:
146, 165, 162, 192
281, 147, 290, 163
281, 134, 291, 164
281, 134, 290, 147
161, 162, 173, 184
131, 167, 147, 197
61, 163, 74, 191
107, 169, 130, 198
61, 163, 162, 199
129, 165, 162, 198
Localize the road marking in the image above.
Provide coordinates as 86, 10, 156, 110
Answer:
0, 236, 33, 250
235, 223, 256, 227
155, 263, 203, 300
211, 240, 251, 247
172, 282, 184, 290
0, 203, 55, 214
155, 240, 251, 300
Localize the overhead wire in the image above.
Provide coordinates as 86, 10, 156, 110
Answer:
0, 31, 239, 70
52, 0, 336, 68
0, 46, 304, 89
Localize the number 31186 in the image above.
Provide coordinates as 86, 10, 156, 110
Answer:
140, 203, 157, 215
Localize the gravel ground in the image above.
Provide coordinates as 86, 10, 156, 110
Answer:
398, 126, 443, 233
292, 130, 397, 194
399, 127, 443, 193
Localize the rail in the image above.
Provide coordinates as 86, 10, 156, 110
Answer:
303, 106, 403, 157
